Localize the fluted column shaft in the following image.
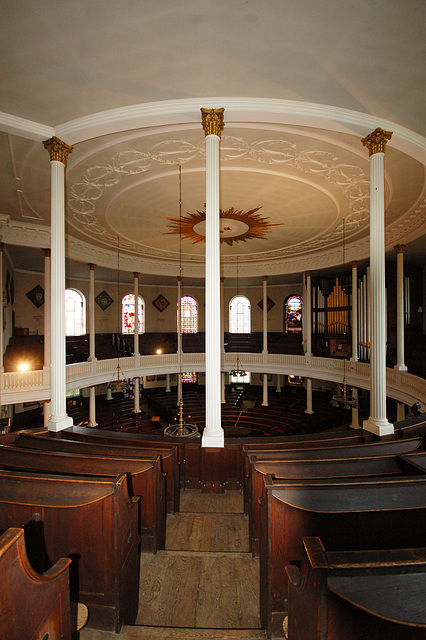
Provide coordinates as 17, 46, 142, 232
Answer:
133, 377, 141, 414
133, 272, 140, 356
44, 137, 73, 432
89, 386, 97, 427
394, 245, 407, 371
88, 263, 96, 361
305, 378, 314, 414
0, 244, 4, 373
201, 108, 224, 448
43, 248, 51, 427
262, 276, 268, 354
351, 261, 358, 362
304, 271, 312, 357
361, 128, 393, 436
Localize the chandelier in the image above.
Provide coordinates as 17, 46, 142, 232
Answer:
163, 165, 198, 438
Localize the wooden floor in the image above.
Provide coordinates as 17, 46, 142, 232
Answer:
80, 490, 267, 640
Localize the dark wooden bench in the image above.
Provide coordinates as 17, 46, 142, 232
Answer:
0, 470, 139, 632
260, 478, 426, 637
286, 537, 426, 640
0, 527, 72, 640
244, 436, 422, 517
250, 447, 425, 557
247, 437, 423, 555
0, 444, 166, 553
11, 430, 180, 514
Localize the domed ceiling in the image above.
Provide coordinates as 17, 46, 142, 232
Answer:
0, 1, 424, 284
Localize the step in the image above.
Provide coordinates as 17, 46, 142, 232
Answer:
80, 625, 267, 639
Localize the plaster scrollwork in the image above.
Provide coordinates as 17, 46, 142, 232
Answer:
65, 134, 422, 263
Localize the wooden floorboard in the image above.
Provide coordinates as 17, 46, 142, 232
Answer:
166, 513, 249, 552
180, 489, 244, 513
80, 489, 264, 638
136, 551, 260, 629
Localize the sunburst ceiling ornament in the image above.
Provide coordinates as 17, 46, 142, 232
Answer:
165, 207, 281, 246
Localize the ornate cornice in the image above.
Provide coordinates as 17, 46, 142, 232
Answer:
43, 136, 74, 166
361, 127, 393, 156
201, 108, 225, 138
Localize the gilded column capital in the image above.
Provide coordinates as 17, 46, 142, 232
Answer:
263, 275, 268, 282
201, 108, 225, 138
43, 136, 74, 166
88, 263, 96, 270
0, 242, 4, 252
43, 248, 51, 258
350, 260, 358, 268
361, 128, 393, 156
133, 271, 139, 278
394, 244, 406, 254
220, 277, 225, 283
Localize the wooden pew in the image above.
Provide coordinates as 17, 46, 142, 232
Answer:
250, 448, 425, 557
260, 477, 426, 637
11, 430, 180, 514
0, 527, 72, 640
286, 537, 426, 640
0, 470, 139, 632
245, 436, 422, 520
247, 437, 423, 555
0, 445, 166, 553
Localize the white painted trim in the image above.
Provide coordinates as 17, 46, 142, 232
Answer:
1, 99, 424, 162
1, 353, 425, 409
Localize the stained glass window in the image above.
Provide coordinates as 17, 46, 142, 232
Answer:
182, 372, 197, 383
180, 296, 198, 333
284, 295, 303, 332
122, 294, 144, 334
229, 296, 251, 333
65, 289, 86, 336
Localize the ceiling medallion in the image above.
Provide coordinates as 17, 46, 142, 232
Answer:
165, 207, 281, 246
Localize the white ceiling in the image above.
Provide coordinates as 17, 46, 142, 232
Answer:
0, 1, 425, 285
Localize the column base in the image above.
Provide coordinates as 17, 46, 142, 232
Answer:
132, 409, 141, 414
48, 414, 73, 432
305, 409, 314, 415
362, 417, 394, 437
394, 364, 408, 371
202, 428, 225, 448
87, 421, 98, 428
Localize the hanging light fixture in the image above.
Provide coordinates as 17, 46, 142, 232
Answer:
164, 165, 198, 437
331, 218, 358, 410
230, 256, 246, 378
108, 236, 129, 394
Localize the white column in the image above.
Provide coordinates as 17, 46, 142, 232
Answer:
262, 275, 268, 355
361, 128, 394, 436
276, 374, 282, 393
177, 276, 182, 406
88, 263, 96, 362
43, 248, 51, 427
166, 373, 171, 393
133, 377, 141, 414
350, 261, 358, 362
305, 377, 314, 414
221, 372, 226, 404
394, 245, 407, 371
397, 402, 405, 422
304, 271, 312, 357
201, 107, 225, 448
133, 272, 140, 356
43, 137, 74, 432
262, 373, 269, 406
88, 385, 97, 427
350, 387, 359, 428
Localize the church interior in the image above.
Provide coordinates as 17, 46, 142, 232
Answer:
0, 2, 425, 639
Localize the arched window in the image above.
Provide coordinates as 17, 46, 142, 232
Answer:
65, 289, 86, 336
180, 296, 198, 333
229, 296, 251, 333
122, 294, 144, 334
284, 294, 303, 332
